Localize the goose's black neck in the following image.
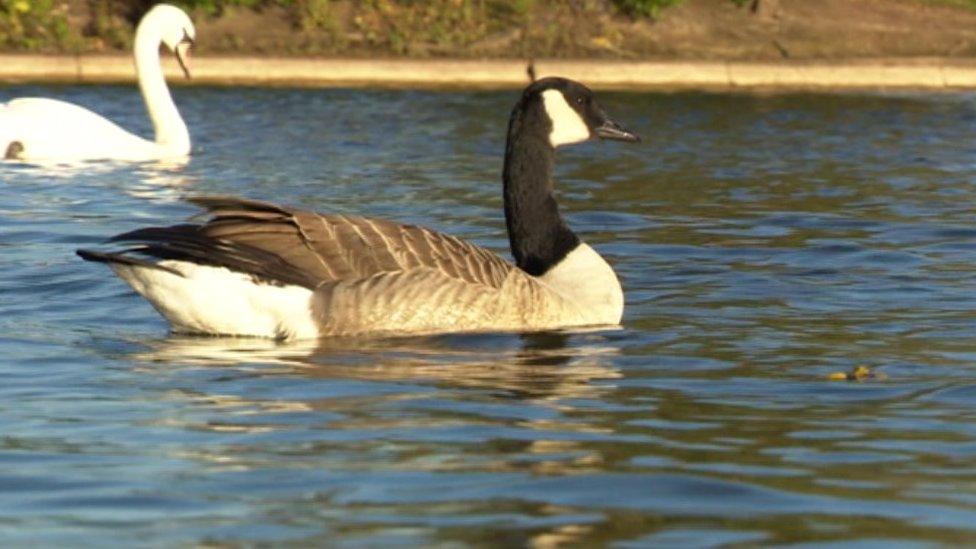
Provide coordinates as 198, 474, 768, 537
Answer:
503, 96, 580, 277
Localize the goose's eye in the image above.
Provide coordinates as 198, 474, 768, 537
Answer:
575, 96, 584, 105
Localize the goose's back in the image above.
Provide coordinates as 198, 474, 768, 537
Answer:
191, 196, 515, 289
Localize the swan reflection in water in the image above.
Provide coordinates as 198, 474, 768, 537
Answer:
2, 155, 189, 177
2, 156, 196, 206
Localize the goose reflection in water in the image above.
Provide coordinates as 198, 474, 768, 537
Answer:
115, 330, 624, 507
125, 331, 622, 400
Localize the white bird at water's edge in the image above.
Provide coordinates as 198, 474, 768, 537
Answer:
0, 4, 195, 163
77, 77, 640, 340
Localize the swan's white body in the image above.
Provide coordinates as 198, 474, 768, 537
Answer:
0, 4, 194, 162
0, 98, 175, 161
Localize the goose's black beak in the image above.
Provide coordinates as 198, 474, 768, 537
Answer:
595, 117, 640, 143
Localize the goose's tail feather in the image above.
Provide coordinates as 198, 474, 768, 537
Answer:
76, 249, 184, 277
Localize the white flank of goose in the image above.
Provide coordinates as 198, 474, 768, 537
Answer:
0, 4, 195, 163
77, 77, 640, 339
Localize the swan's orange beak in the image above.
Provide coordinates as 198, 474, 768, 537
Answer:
175, 42, 192, 79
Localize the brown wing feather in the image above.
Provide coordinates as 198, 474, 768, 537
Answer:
187, 196, 515, 289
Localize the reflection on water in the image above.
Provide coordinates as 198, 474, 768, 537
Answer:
133, 331, 622, 399
3, 156, 195, 206
2, 85, 976, 545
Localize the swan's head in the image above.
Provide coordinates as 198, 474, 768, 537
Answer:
141, 3, 196, 78
522, 77, 640, 148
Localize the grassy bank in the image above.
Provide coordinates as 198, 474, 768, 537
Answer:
4, 0, 976, 60
2, 0, 658, 53
5, 0, 726, 54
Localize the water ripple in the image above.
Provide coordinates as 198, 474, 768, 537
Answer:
1, 86, 976, 545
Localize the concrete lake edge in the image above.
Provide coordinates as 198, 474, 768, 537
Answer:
4, 55, 976, 91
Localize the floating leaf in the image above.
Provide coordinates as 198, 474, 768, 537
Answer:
828, 365, 886, 382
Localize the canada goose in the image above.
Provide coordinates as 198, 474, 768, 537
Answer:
0, 4, 194, 162
76, 77, 639, 339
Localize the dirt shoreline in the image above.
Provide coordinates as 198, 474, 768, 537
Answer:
3, 55, 976, 91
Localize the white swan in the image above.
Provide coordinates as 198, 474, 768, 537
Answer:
0, 4, 195, 163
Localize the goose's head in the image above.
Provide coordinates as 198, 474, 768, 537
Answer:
141, 4, 196, 78
524, 77, 640, 148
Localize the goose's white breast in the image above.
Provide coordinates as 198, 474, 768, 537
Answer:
537, 243, 623, 325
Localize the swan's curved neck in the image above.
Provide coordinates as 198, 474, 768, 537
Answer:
134, 28, 189, 155
503, 100, 580, 277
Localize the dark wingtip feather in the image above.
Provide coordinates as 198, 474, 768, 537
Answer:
84, 223, 317, 289
76, 248, 112, 263
76, 248, 184, 277
107, 224, 199, 243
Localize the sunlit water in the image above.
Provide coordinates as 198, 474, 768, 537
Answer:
2, 85, 976, 546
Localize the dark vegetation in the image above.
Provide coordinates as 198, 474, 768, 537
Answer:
3, 0, 976, 58
0, 0, 752, 53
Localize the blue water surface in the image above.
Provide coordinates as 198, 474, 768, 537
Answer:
1, 85, 976, 546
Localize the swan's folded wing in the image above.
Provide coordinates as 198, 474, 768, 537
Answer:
185, 196, 516, 289
1, 98, 154, 161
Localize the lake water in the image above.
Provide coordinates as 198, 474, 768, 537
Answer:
2, 85, 976, 546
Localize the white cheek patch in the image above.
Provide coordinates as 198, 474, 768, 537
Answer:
541, 89, 591, 147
